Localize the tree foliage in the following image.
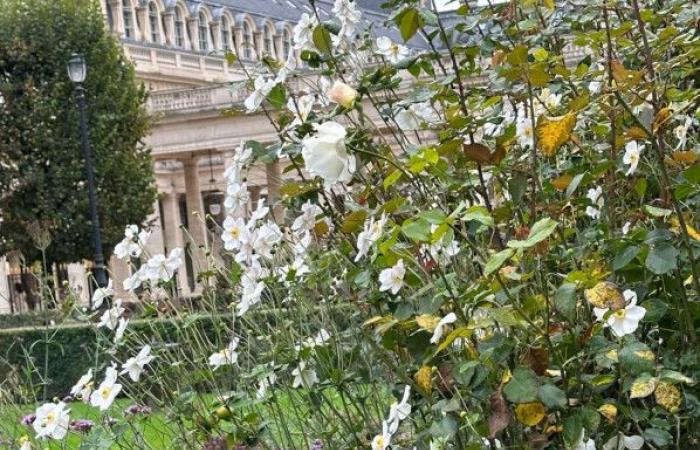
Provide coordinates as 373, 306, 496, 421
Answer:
0, 0, 155, 264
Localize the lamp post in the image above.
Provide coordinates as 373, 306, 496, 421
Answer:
67, 53, 108, 288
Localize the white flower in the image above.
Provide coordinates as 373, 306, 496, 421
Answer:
114, 225, 149, 260
537, 87, 562, 113
371, 420, 392, 450
98, 299, 124, 330
292, 13, 318, 51
516, 115, 535, 148
91, 279, 113, 309
327, 80, 358, 109
355, 214, 388, 262
376, 36, 409, 64
379, 259, 406, 295
292, 201, 323, 233
594, 289, 646, 337
209, 338, 239, 370
623, 141, 643, 176
332, 0, 362, 44
237, 274, 265, 316
301, 121, 356, 187
430, 312, 458, 344
387, 385, 411, 433
586, 186, 604, 219
70, 369, 93, 402
603, 433, 644, 450
256, 373, 277, 399
19, 436, 31, 450
588, 81, 602, 94
255, 221, 283, 258
395, 102, 440, 131
89, 366, 122, 411
123, 271, 143, 291
673, 115, 693, 150
114, 318, 128, 344
33, 402, 69, 440
288, 95, 315, 127
622, 221, 631, 235
224, 182, 250, 212
142, 248, 183, 284
121, 345, 154, 382
222, 217, 247, 251
244, 76, 275, 113
292, 361, 318, 388
572, 429, 597, 450
224, 142, 253, 183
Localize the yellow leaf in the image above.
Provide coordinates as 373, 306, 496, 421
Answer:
635, 350, 656, 361
671, 151, 698, 166
537, 113, 577, 157
630, 376, 658, 399
584, 282, 626, 309
415, 314, 440, 332
598, 404, 617, 423
626, 126, 649, 140
652, 107, 673, 131
515, 402, 546, 426
414, 365, 433, 394
543, 0, 555, 11
501, 368, 513, 385
655, 382, 682, 413
551, 174, 573, 191
434, 327, 473, 354
340, 210, 367, 234
669, 217, 700, 242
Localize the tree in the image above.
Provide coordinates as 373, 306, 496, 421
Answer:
0, 0, 156, 265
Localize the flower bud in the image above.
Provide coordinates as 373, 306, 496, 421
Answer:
327, 80, 357, 109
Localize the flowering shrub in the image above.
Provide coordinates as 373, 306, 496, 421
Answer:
2, 0, 700, 448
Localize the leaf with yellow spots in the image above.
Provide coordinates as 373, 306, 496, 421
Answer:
634, 350, 656, 361
501, 368, 513, 385
626, 126, 649, 140
652, 107, 673, 132
415, 314, 440, 332
598, 404, 617, 423
669, 217, 700, 242
671, 151, 698, 166
551, 174, 573, 191
537, 113, 577, 157
515, 402, 546, 426
630, 375, 658, 399
605, 349, 619, 362
584, 282, 626, 309
414, 365, 433, 394
655, 382, 682, 413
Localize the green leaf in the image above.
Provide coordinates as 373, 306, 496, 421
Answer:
554, 283, 577, 321
503, 367, 539, 403
484, 248, 515, 276
644, 428, 673, 447
507, 218, 558, 249
399, 7, 422, 42
383, 169, 403, 189
613, 245, 640, 271
462, 206, 494, 227
312, 25, 332, 54
266, 84, 286, 109
645, 242, 679, 275
619, 342, 655, 375
401, 218, 431, 242
562, 414, 583, 447
538, 384, 566, 409
644, 205, 672, 218
683, 163, 700, 184
640, 299, 667, 322
565, 173, 585, 198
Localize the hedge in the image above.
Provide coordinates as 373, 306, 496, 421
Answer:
0, 310, 64, 330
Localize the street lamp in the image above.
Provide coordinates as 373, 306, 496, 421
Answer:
67, 53, 108, 288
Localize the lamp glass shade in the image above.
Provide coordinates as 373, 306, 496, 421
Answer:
209, 203, 222, 216
67, 53, 87, 83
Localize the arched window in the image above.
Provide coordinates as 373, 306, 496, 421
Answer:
264, 25, 275, 56
282, 28, 292, 60
174, 7, 185, 48
198, 12, 209, 51
221, 17, 231, 50
122, 0, 133, 38
242, 21, 254, 60
148, 2, 159, 43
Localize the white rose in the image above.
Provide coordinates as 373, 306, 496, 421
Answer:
327, 80, 358, 109
301, 121, 356, 186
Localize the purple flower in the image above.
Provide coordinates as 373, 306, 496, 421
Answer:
69, 419, 94, 433
311, 440, 324, 450
124, 404, 152, 416
62, 395, 75, 403
202, 436, 228, 450
21, 414, 36, 426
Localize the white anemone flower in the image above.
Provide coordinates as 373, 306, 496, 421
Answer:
301, 121, 356, 187
586, 186, 604, 219
222, 217, 247, 251
572, 429, 597, 450
355, 214, 388, 262
603, 433, 644, 450
379, 259, 406, 295
287, 95, 315, 127
371, 420, 392, 450
208, 338, 240, 370
594, 289, 646, 337
332, 0, 362, 44
69, 369, 93, 402
292, 13, 318, 51
387, 385, 411, 433
516, 115, 535, 148
98, 299, 125, 330
244, 76, 275, 113
395, 102, 441, 131
224, 182, 250, 212
292, 201, 323, 233
89, 366, 122, 411
91, 279, 113, 309
376, 36, 409, 64
673, 115, 693, 150
114, 318, 129, 344
430, 312, 458, 344
622, 221, 631, 235
292, 361, 319, 388
121, 345, 155, 382
33, 402, 70, 440
623, 141, 643, 176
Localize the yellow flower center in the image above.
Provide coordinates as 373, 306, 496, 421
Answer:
375, 436, 384, 447
101, 387, 112, 399
230, 227, 240, 239
46, 412, 55, 423
613, 309, 626, 319
390, 43, 399, 55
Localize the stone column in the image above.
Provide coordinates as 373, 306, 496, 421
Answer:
210, 21, 221, 50
187, 18, 200, 51
67, 263, 90, 308
135, 6, 148, 41
266, 160, 283, 221
160, 188, 190, 295
107, 0, 123, 36
161, 10, 175, 46
182, 157, 208, 251
0, 257, 10, 314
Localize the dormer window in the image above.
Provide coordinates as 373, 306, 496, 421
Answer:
264, 25, 275, 57
198, 12, 209, 51
242, 21, 254, 59
148, 2, 159, 43
174, 7, 185, 48
122, 0, 133, 39
221, 17, 231, 50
